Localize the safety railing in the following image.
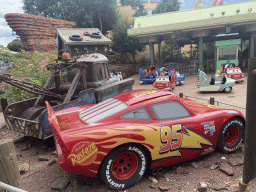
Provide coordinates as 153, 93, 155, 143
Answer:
180, 93, 246, 116
0, 182, 27, 192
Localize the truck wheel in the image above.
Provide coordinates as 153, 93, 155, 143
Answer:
100, 145, 147, 190
90, 32, 102, 39
69, 35, 83, 41
224, 87, 232, 93
217, 118, 244, 153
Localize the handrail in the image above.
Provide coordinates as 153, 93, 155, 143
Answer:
0, 182, 27, 192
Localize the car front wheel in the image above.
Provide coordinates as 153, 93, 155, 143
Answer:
224, 87, 232, 93
217, 118, 244, 153
100, 145, 147, 190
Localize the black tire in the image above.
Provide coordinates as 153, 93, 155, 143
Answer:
69, 35, 83, 41
223, 86, 232, 93
100, 145, 147, 190
90, 32, 102, 39
217, 118, 244, 153
84, 31, 90, 36
175, 81, 180, 86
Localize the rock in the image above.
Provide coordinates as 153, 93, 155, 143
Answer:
31, 150, 39, 156
219, 163, 234, 176
210, 163, 219, 170
20, 146, 29, 151
5, 13, 75, 52
209, 184, 227, 191
150, 185, 157, 189
51, 151, 58, 156
19, 163, 30, 174
191, 162, 199, 169
148, 176, 158, 184
48, 158, 57, 166
39, 155, 50, 161
158, 186, 169, 191
228, 158, 243, 167
51, 177, 70, 191
176, 166, 189, 174
197, 182, 208, 192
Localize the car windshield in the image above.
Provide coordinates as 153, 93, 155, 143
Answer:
156, 77, 169, 82
227, 68, 241, 73
78, 98, 128, 124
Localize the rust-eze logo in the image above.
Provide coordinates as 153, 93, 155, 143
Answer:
68, 141, 97, 166
132, 90, 157, 97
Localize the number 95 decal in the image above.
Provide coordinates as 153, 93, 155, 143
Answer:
160, 124, 182, 154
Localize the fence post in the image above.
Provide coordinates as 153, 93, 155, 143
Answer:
209, 97, 215, 105
179, 93, 183, 98
0, 139, 23, 189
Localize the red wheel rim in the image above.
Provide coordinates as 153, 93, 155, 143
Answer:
111, 151, 138, 180
224, 125, 239, 146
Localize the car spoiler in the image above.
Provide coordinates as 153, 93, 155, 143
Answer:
45, 101, 68, 151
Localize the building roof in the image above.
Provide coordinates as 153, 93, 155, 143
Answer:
127, 1, 256, 43
57, 28, 112, 45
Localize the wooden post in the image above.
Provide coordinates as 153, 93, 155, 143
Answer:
179, 93, 183, 98
0, 139, 22, 188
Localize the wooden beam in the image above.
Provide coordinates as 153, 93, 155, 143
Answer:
0, 139, 22, 189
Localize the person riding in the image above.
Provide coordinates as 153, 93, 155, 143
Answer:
225, 60, 233, 72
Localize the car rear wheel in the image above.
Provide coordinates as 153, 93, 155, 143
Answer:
100, 145, 147, 190
224, 87, 232, 93
175, 81, 181, 86
217, 118, 244, 153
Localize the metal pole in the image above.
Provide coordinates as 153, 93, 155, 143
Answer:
0, 181, 27, 192
199, 37, 203, 71
249, 32, 255, 59
149, 42, 155, 66
179, 93, 183, 98
209, 97, 215, 105
240, 58, 256, 191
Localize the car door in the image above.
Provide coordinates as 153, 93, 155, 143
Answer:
148, 101, 213, 167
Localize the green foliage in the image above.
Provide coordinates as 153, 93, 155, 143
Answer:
153, 0, 181, 14
23, 0, 118, 34
111, 19, 145, 64
0, 50, 56, 103
7, 39, 22, 52
120, 0, 147, 17
162, 39, 180, 62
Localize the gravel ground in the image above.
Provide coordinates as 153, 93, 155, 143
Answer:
0, 73, 249, 192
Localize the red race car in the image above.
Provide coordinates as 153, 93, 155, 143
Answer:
46, 89, 245, 190
153, 70, 175, 90
221, 63, 245, 82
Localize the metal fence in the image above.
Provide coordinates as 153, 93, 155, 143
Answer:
181, 94, 246, 116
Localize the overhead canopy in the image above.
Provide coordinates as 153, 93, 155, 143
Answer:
128, 1, 256, 45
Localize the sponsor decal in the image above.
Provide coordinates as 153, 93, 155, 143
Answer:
131, 90, 157, 97
160, 124, 212, 155
201, 147, 214, 155
202, 121, 215, 136
106, 159, 125, 189
128, 146, 146, 176
68, 141, 98, 166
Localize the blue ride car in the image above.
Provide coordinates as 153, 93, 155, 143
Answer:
139, 68, 156, 84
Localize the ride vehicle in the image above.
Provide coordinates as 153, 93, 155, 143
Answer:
46, 89, 245, 190
221, 63, 244, 82
139, 68, 156, 84
153, 70, 175, 91
1, 53, 134, 139
157, 68, 185, 86
197, 70, 235, 93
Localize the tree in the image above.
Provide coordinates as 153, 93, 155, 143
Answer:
23, 0, 118, 34
153, 0, 181, 14
7, 39, 22, 52
120, 0, 147, 17
111, 19, 145, 64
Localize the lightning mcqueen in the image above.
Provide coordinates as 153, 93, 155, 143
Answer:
46, 89, 245, 190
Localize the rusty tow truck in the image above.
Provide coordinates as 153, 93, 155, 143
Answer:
0, 53, 135, 139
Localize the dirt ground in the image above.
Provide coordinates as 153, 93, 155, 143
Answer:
0, 73, 249, 192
